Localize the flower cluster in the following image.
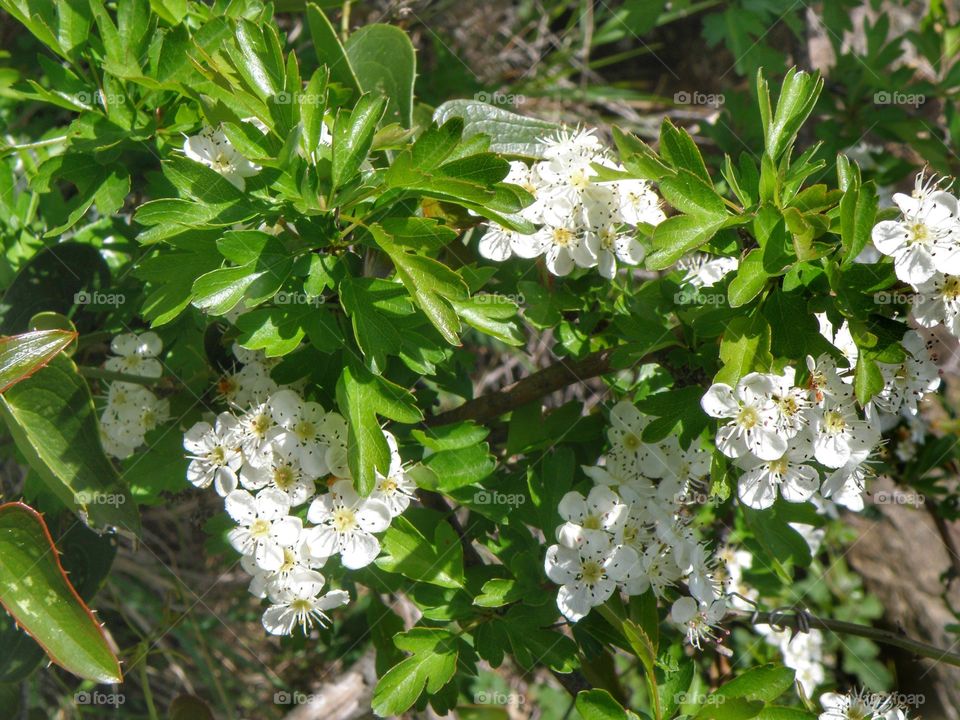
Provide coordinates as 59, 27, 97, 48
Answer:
545, 400, 727, 649
701, 321, 938, 513
184, 363, 416, 635
99, 332, 169, 459
478, 128, 666, 278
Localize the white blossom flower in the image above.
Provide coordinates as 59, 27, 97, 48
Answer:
556, 486, 628, 548
867, 330, 940, 418
184, 413, 242, 496
269, 389, 330, 476
545, 533, 640, 622
305, 479, 392, 569
678, 253, 739, 288
669, 596, 726, 650
701, 374, 787, 461
613, 178, 666, 226
583, 223, 646, 279
370, 432, 416, 517
261, 569, 350, 636
225, 488, 303, 571
105, 332, 163, 378
239, 443, 316, 506
871, 174, 960, 284
820, 449, 873, 511
810, 398, 879, 469
607, 400, 649, 462
183, 126, 260, 190
735, 436, 820, 510
819, 690, 897, 720
217, 362, 278, 409
912, 272, 960, 334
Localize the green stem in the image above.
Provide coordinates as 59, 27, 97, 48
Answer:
137, 653, 160, 720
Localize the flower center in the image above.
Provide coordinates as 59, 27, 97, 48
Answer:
909, 221, 929, 244
291, 598, 313, 614
273, 465, 295, 490
622, 432, 642, 451
736, 406, 759, 429
294, 419, 316, 441
250, 518, 271, 539
207, 445, 226, 466
332, 507, 358, 533
251, 412, 271, 437
945, 276, 960, 300
582, 515, 602, 531
217, 376, 237, 398
823, 410, 847, 434
552, 227, 575, 247
279, 548, 297, 573
580, 560, 604, 585
379, 477, 398, 494
768, 456, 789, 476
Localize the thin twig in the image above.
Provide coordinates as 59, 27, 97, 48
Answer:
729, 608, 960, 668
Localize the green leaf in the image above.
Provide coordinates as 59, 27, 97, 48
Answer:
473, 578, 525, 608
854, 354, 884, 406
422, 444, 496, 491
576, 689, 629, 720
448, 295, 525, 346
332, 94, 387, 191
742, 503, 811, 580
727, 250, 769, 308
658, 169, 725, 217
715, 664, 795, 703
659, 659, 695, 719
659, 119, 711, 183
231, 19, 285, 101
0, 502, 121, 683
235, 305, 339, 357
694, 698, 764, 720
339, 277, 410, 373
306, 3, 361, 94
344, 24, 416, 128
0, 354, 139, 533
169, 695, 216, 720
433, 99, 560, 158
371, 628, 459, 717
411, 422, 488, 452
374, 225, 468, 345
647, 215, 733, 270
761, 68, 823, 161
840, 181, 878, 265
336, 359, 422, 495
375, 511, 465, 588
0, 330, 77, 393
714, 314, 773, 385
